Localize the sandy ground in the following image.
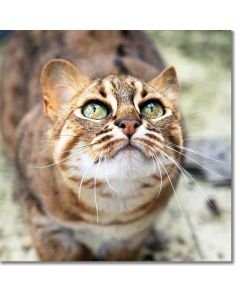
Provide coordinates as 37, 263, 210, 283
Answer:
0, 31, 231, 262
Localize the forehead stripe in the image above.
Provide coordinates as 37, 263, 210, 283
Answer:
103, 79, 118, 115
133, 81, 143, 113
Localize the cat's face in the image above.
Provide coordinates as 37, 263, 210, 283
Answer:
41, 59, 182, 181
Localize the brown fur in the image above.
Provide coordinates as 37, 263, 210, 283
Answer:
1, 30, 164, 155
0, 31, 183, 261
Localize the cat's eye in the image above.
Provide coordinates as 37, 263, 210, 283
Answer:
81, 101, 109, 120
140, 100, 164, 119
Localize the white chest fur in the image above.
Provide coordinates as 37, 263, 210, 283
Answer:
81, 176, 158, 213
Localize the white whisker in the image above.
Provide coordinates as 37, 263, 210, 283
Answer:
34, 146, 90, 169
152, 154, 163, 198
104, 154, 119, 193
153, 145, 190, 185
156, 152, 205, 260
160, 148, 214, 209
172, 143, 224, 164
154, 153, 183, 211
58, 168, 75, 182
134, 140, 163, 198
151, 154, 157, 174
154, 142, 215, 213
78, 153, 98, 202
94, 151, 102, 227
138, 141, 206, 260
163, 144, 228, 179
61, 143, 92, 154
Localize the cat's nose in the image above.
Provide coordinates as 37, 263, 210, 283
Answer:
116, 119, 141, 137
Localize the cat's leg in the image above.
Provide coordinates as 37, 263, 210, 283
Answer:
97, 227, 168, 261
96, 230, 149, 261
19, 189, 93, 261
30, 219, 93, 261
96, 243, 142, 261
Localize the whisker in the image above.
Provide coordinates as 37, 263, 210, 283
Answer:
154, 146, 190, 185
100, 138, 126, 153
43, 134, 78, 137
155, 151, 205, 260
163, 144, 229, 179
78, 153, 98, 203
134, 140, 163, 198
154, 153, 182, 211
58, 167, 75, 182
92, 134, 113, 145
151, 154, 156, 174
61, 144, 92, 154
137, 141, 206, 260
154, 145, 215, 209
183, 136, 206, 141
34, 148, 87, 169
152, 154, 163, 198
94, 151, 102, 227
34, 143, 98, 169
180, 110, 207, 122
104, 153, 119, 193
61, 143, 96, 154
170, 143, 225, 164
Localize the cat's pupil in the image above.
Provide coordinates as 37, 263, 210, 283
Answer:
148, 103, 154, 111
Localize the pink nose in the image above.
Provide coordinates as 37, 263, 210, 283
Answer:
118, 120, 141, 137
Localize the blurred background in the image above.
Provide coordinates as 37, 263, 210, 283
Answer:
0, 31, 231, 261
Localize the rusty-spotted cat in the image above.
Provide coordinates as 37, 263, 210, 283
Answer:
1, 31, 183, 260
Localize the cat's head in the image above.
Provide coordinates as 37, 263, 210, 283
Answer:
41, 59, 182, 181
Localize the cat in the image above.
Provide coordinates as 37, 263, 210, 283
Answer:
0, 31, 183, 261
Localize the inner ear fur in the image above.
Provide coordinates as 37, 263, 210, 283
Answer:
148, 66, 179, 104
40, 59, 91, 119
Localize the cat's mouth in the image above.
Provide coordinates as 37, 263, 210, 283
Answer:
109, 141, 147, 160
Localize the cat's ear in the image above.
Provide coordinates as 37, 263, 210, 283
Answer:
148, 66, 179, 104
40, 59, 91, 120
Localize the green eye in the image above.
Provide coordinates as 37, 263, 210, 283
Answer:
82, 101, 109, 120
140, 101, 164, 119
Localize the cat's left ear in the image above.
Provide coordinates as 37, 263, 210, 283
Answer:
40, 59, 91, 120
148, 66, 179, 105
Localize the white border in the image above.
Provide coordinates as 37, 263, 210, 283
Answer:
0, 0, 238, 299
0, 0, 238, 29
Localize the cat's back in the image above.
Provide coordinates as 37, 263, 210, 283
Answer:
0, 30, 164, 156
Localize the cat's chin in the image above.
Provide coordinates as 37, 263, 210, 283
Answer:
111, 144, 146, 161
105, 147, 154, 180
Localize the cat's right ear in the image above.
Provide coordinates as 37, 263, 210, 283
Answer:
40, 59, 91, 120
148, 66, 179, 105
